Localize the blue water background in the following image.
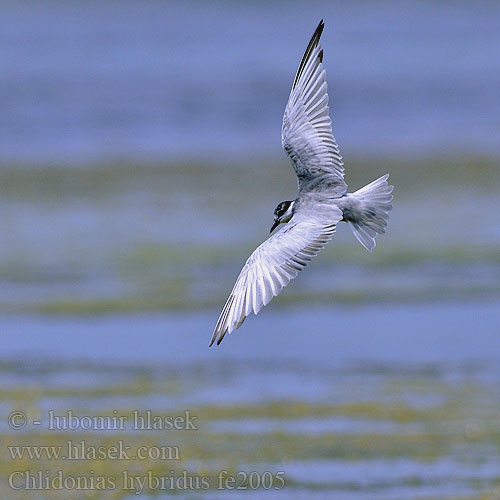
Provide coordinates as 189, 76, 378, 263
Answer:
1, 0, 500, 164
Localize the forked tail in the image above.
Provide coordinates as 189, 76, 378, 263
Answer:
343, 174, 393, 251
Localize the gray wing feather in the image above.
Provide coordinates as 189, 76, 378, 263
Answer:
282, 20, 346, 194
210, 205, 342, 346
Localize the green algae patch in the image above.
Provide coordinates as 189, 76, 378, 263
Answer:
1, 356, 500, 499
1, 154, 499, 315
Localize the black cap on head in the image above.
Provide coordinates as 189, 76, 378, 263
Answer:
274, 200, 293, 218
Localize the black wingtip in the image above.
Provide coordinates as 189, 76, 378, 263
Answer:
315, 19, 325, 41
292, 20, 326, 90
209, 328, 226, 347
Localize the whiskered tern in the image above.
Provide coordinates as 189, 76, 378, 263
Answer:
210, 20, 393, 346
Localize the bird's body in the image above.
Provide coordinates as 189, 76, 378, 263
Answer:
210, 20, 393, 346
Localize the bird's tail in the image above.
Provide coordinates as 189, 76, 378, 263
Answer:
346, 174, 393, 252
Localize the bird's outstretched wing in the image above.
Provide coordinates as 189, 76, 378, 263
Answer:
282, 20, 346, 194
210, 203, 342, 346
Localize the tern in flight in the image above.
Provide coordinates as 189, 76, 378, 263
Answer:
210, 20, 393, 346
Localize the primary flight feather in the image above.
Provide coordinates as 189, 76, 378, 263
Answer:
210, 20, 393, 346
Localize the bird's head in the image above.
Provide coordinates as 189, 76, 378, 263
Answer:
270, 200, 294, 233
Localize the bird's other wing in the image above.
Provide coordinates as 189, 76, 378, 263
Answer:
281, 20, 346, 194
210, 202, 342, 346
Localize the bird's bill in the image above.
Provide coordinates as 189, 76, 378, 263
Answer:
270, 218, 280, 233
